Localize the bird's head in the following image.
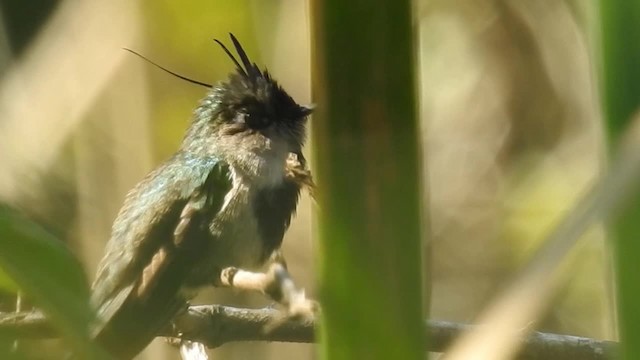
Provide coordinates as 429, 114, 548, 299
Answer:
184, 34, 311, 163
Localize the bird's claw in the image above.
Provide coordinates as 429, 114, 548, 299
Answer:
263, 290, 319, 333
286, 289, 319, 319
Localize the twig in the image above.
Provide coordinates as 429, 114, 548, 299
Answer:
0, 306, 618, 359
0, 310, 53, 338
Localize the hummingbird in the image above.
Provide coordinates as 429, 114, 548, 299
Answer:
89, 33, 314, 359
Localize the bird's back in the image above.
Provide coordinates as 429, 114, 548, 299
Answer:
90, 154, 227, 359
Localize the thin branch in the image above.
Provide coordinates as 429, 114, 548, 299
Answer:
0, 306, 618, 360
165, 305, 315, 347
0, 310, 53, 338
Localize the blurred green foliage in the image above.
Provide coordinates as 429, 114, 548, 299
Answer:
311, 1, 424, 359
598, 1, 640, 359
0, 268, 18, 294
0, 204, 105, 359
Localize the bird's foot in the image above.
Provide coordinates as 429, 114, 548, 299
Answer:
263, 285, 319, 333
217, 259, 320, 333
286, 288, 319, 319
179, 340, 209, 360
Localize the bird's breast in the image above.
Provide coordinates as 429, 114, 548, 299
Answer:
186, 148, 292, 287
211, 182, 266, 268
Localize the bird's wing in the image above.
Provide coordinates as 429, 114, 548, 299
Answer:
90, 153, 231, 359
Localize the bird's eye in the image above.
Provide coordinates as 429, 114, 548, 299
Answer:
243, 111, 271, 130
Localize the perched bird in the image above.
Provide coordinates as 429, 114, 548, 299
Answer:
90, 33, 313, 359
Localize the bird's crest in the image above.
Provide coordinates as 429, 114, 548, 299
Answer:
213, 33, 312, 125
214, 33, 265, 84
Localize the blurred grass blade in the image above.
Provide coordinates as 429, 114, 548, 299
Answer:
311, 1, 425, 359
599, 2, 640, 359
444, 115, 640, 359
0, 268, 18, 294
0, 204, 106, 358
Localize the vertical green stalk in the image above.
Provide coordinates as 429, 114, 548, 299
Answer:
599, 2, 640, 359
311, 1, 424, 359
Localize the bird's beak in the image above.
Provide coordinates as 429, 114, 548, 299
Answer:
300, 104, 315, 117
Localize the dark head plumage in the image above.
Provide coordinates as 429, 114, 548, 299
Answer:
213, 33, 312, 134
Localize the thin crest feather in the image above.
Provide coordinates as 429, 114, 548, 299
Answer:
228, 33, 262, 81
213, 38, 247, 78
123, 48, 212, 88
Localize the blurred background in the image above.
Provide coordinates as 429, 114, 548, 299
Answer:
0, 0, 611, 359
